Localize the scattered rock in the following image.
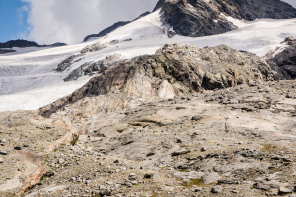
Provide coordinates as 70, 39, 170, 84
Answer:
144, 174, 153, 179
278, 187, 293, 195
172, 149, 190, 156
0, 150, 8, 155
191, 115, 203, 121
14, 146, 22, 150
211, 186, 223, 193
203, 173, 222, 184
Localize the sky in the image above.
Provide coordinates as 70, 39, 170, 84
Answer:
0, 0, 158, 44
0, 0, 295, 45
0, 0, 29, 42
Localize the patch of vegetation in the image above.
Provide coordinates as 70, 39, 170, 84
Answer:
261, 144, 279, 153
177, 169, 188, 172
181, 178, 203, 186
70, 134, 79, 145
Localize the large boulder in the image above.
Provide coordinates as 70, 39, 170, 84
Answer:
267, 37, 296, 79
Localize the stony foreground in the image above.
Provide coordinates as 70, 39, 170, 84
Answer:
0, 80, 295, 197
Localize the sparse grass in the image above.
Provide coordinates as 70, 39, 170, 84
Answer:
181, 178, 203, 186
261, 144, 280, 154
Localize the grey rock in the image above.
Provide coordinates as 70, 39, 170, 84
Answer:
278, 187, 293, 195
171, 149, 190, 157
58, 158, 65, 164
200, 147, 206, 152
211, 186, 223, 193
0, 150, 8, 155
54, 54, 82, 72
193, 187, 202, 192
0, 158, 3, 163
203, 172, 222, 184
267, 37, 296, 80
191, 115, 203, 121
14, 146, 22, 150
40, 44, 277, 117
253, 182, 271, 191
144, 174, 153, 179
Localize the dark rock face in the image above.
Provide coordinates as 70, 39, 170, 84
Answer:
64, 54, 121, 81
83, 12, 150, 42
157, 0, 237, 37
154, 0, 296, 37
0, 40, 39, 48
54, 55, 82, 72
267, 37, 296, 79
215, 0, 296, 21
0, 39, 67, 49
0, 49, 16, 54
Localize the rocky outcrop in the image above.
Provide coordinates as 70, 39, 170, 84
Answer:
40, 43, 276, 117
0, 49, 16, 54
267, 36, 296, 79
155, 0, 237, 37
0, 39, 66, 49
54, 54, 83, 72
64, 54, 121, 81
154, 0, 296, 37
54, 42, 107, 73
214, 0, 296, 21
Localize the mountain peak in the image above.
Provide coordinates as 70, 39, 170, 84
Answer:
154, 0, 296, 37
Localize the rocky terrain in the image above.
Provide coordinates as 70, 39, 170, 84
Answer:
0, 79, 295, 197
83, 0, 296, 42
0, 1, 296, 196
267, 36, 296, 80
0, 42, 295, 196
154, 0, 296, 37
42, 43, 276, 117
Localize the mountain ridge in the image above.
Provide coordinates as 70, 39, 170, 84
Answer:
154, 0, 296, 37
0, 39, 67, 50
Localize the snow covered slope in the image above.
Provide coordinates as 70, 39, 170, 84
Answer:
0, 10, 296, 112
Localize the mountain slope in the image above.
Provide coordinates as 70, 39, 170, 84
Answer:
267, 36, 296, 79
1, 0, 296, 112
83, 11, 151, 42
154, 0, 296, 37
40, 43, 276, 117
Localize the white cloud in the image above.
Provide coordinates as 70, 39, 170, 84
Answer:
22, 0, 158, 44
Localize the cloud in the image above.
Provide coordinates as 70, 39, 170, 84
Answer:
22, 0, 158, 44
